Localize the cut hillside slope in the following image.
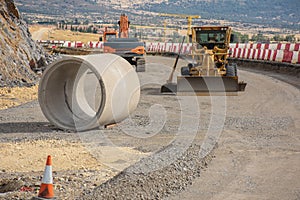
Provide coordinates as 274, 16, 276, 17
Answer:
0, 0, 52, 87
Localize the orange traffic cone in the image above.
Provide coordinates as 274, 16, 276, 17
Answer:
33, 155, 55, 199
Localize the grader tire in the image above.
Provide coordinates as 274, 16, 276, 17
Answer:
136, 58, 146, 72
226, 64, 237, 77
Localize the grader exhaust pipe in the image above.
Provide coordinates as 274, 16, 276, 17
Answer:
38, 54, 140, 131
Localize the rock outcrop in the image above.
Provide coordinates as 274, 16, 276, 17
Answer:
0, 0, 50, 87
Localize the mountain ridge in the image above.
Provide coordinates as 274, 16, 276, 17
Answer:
137, 0, 300, 29
15, 0, 300, 31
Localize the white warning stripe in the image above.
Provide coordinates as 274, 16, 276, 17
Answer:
41, 166, 53, 184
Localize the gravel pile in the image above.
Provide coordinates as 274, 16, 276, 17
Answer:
83, 143, 215, 200
225, 116, 294, 131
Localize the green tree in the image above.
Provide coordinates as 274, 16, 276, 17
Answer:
285, 35, 295, 42
93, 28, 97, 34
86, 26, 93, 33
240, 34, 249, 43
273, 34, 284, 42
171, 31, 181, 43
232, 31, 249, 43
251, 33, 267, 42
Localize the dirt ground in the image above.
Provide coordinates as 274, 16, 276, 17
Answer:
0, 85, 38, 110
29, 25, 100, 43
0, 56, 299, 199
84, 56, 300, 200
0, 139, 149, 173
169, 69, 300, 200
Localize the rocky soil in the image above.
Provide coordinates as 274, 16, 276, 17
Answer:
0, 0, 55, 87
0, 56, 299, 199
1, 2, 299, 199
84, 143, 215, 200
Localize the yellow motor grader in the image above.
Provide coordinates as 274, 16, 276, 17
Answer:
161, 26, 246, 95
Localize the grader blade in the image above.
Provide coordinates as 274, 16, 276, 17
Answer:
176, 76, 244, 95
160, 82, 177, 93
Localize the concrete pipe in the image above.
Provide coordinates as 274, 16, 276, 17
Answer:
38, 54, 140, 131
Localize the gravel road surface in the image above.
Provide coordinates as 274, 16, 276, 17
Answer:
0, 56, 299, 199
168, 69, 300, 200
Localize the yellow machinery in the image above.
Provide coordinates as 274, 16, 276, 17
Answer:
161, 26, 247, 95
159, 13, 200, 43
187, 26, 232, 77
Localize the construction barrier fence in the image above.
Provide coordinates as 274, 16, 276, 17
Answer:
37, 40, 300, 64
229, 43, 300, 64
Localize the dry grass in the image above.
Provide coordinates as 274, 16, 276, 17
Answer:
0, 85, 38, 110
28, 25, 42, 34
29, 25, 100, 43
48, 29, 100, 43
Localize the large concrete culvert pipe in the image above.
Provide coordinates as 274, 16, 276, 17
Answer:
38, 54, 140, 131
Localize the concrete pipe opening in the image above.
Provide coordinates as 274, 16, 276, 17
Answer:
38, 54, 140, 131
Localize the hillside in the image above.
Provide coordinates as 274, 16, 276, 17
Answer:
15, 0, 300, 30
139, 0, 300, 30
0, 0, 51, 87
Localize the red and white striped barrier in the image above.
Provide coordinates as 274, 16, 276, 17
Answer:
145, 42, 300, 64
36, 40, 300, 64
292, 51, 300, 64
231, 43, 300, 52
145, 42, 193, 54
229, 43, 300, 64
243, 49, 296, 63
88, 41, 103, 48
147, 42, 298, 63
62, 41, 84, 48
